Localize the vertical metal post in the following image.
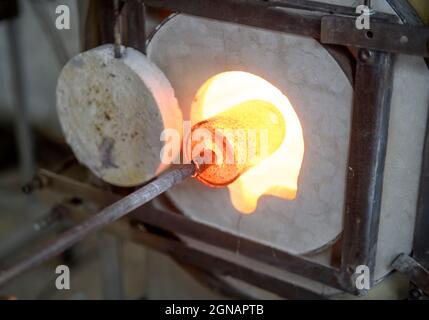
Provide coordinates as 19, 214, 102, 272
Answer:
113, 0, 123, 58
340, 50, 394, 289
413, 111, 429, 269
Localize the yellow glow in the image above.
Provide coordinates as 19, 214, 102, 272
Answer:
189, 99, 286, 187
191, 71, 305, 213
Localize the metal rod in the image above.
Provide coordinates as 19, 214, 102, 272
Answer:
321, 16, 429, 57
340, 50, 394, 290
0, 164, 195, 287
114, 0, 124, 58
140, 0, 397, 41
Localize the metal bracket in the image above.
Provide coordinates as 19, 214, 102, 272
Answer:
321, 15, 429, 57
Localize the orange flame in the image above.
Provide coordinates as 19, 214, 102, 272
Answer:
190, 71, 304, 214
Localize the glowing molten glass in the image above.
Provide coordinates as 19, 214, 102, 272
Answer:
190, 71, 304, 214
189, 99, 286, 187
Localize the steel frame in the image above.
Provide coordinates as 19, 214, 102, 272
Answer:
135, 0, 399, 296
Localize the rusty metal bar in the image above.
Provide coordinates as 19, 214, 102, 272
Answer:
142, 0, 322, 38
413, 97, 429, 270
321, 15, 429, 57
340, 50, 394, 291
113, 0, 124, 58
261, 0, 390, 19
141, 0, 396, 24
0, 165, 195, 287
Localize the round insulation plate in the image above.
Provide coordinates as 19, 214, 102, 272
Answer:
56, 44, 182, 186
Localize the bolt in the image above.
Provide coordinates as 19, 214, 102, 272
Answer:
400, 35, 409, 45
359, 49, 373, 62
21, 175, 49, 194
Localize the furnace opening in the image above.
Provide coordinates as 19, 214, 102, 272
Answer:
190, 71, 305, 214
